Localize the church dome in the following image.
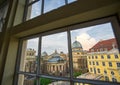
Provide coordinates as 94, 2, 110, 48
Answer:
72, 40, 82, 48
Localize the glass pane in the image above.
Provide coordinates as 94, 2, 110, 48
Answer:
19, 38, 39, 73
44, 0, 65, 13
18, 74, 36, 85
70, 23, 120, 83
40, 32, 69, 77
39, 78, 70, 85
68, 0, 77, 4
26, 0, 42, 20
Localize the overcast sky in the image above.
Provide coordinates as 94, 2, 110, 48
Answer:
27, 23, 115, 55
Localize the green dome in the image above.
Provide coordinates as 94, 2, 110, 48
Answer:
72, 41, 82, 48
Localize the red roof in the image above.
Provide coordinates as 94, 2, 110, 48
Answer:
89, 38, 118, 52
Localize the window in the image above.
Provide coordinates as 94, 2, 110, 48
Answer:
104, 70, 107, 74
112, 78, 117, 82
89, 61, 91, 65
115, 54, 118, 59
90, 68, 92, 72
117, 62, 120, 67
107, 55, 111, 59
93, 61, 95, 65
111, 71, 114, 75
96, 62, 99, 65
16, 17, 120, 85
89, 56, 90, 59
97, 68, 100, 73
105, 76, 109, 81
109, 62, 112, 67
101, 55, 104, 59
102, 62, 105, 66
95, 56, 98, 59
25, 0, 77, 20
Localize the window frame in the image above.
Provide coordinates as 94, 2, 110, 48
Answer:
14, 16, 120, 85
23, 0, 77, 21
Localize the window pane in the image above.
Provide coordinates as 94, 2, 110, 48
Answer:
18, 74, 36, 85
26, 0, 42, 20
19, 38, 39, 73
68, 0, 77, 4
39, 78, 70, 85
70, 23, 120, 83
40, 32, 70, 77
44, 0, 65, 13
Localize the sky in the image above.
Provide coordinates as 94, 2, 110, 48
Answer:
30, 0, 77, 19
27, 0, 115, 55
27, 22, 115, 55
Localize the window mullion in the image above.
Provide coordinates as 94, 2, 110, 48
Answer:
67, 30, 74, 84
65, 0, 68, 5
36, 36, 42, 85
41, 0, 44, 14
23, 0, 29, 22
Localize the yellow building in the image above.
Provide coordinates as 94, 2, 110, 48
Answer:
87, 38, 120, 82
72, 40, 88, 73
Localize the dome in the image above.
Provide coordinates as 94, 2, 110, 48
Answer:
48, 56, 64, 63
41, 51, 48, 57
72, 40, 82, 48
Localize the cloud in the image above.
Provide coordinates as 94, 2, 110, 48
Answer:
27, 38, 39, 55
41, 32, 68, 54
77, 33, 97, 51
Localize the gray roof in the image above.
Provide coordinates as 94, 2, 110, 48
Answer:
48, 56, 64, 63
72, 40, 82, 48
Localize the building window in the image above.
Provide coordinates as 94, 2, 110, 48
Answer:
101, 55, 104, 59
109, 62, 112, 67
15, 17, 120, 85
105, 76, 109, 81
89, 61, 91, 65
115, 54, 118, 59
95, 56, 98, 59
90, 68, 92, 72
112, 78, 117, 82
96, 62, 99, 65
92, 56, 94, 59
102, 62, 105, 66
104, 70, 107, 74
111, 71, 114, 75
107, 55, 111, 59
117, 62, 120, 67
97, 68, 100, 73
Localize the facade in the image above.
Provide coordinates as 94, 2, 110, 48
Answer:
41, 50, 68, 76
72, 40, 88, 73
87, 38, 120, 82
25, 48, 37, 73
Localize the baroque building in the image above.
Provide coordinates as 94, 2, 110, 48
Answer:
72, 40, 88, 73
87, 38, 120, 82
78, 38, 120, 83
